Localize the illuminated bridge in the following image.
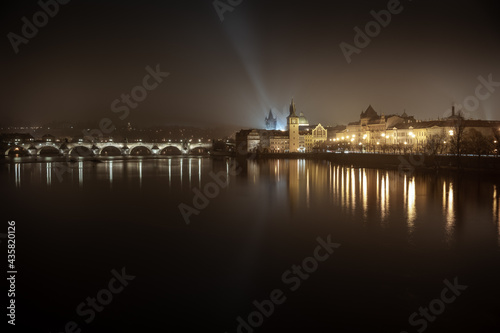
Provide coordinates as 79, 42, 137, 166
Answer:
4, 141, 213, 156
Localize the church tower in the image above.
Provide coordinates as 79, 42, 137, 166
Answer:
265, 109, 277, 130
287, 99, 300, 152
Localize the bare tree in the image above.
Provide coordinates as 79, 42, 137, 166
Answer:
463, 129, 492, 157
425, 131, 446, 156
493, 127, 500, 157
388, 144, 398, 154
448, 114, 467, 167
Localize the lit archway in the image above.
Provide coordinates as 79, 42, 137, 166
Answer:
160, 146, 182, 155
130, 146, 151, 156
100, 146, 121, 156
5, 146, 29, 157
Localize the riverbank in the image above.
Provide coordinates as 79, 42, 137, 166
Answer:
250, 152, 500, 175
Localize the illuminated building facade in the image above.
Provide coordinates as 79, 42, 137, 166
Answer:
333, 105, 500, 153
237, 99, 328, 153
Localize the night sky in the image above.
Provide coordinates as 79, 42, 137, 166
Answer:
2, 0, 500, 128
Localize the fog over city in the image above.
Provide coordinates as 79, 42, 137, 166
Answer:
2, 0, 500, 128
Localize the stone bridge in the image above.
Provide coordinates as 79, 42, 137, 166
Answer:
4, 141, 213, 156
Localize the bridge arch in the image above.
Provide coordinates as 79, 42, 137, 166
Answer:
99, 146, 122, 156
38, 146, 61, 156
4, 146, 29, 156
160, 146, 182, 155
36, 146, 61, 156
69, 146, 93, 157
130, 146, 152, 156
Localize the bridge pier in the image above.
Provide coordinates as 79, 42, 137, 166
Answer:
28, 146, 37, 156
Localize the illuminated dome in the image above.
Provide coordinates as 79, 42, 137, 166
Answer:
299, 112, 309, 127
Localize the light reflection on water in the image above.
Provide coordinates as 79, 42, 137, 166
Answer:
78, 161, 83, 188
3, 157, 500, 247
244, 159, 499, 247
444, 181, 455, 241
406, 176, 416, 233
494, 184, 500, 246
46, 162, 52, 186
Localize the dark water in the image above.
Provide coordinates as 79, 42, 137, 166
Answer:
2, 157, 500, 332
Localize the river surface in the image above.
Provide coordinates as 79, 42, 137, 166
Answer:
1, 156, 499, 332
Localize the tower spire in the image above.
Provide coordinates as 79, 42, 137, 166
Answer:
289, 98, 297, 117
